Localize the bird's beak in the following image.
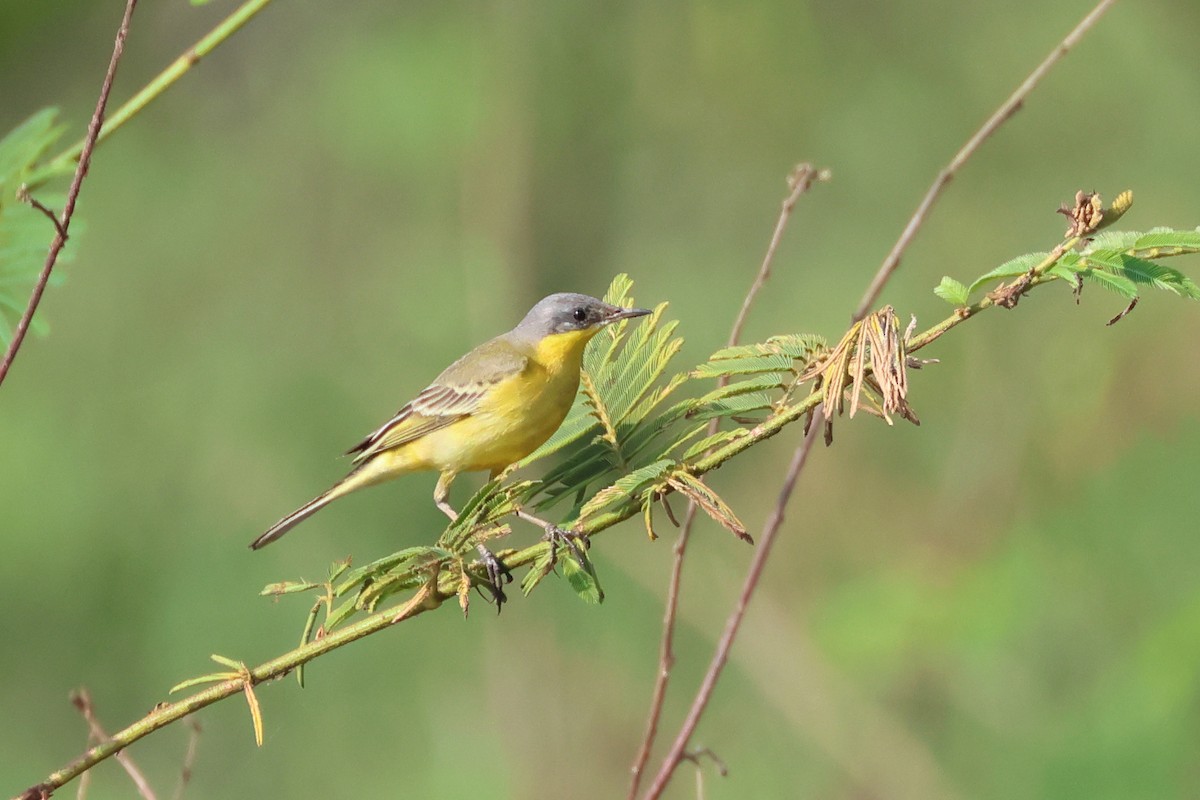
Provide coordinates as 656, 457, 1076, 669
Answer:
604, 305, 652, 324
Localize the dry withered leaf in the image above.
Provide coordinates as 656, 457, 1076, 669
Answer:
806, 306, 918, 426
1058, 190, 1104, 238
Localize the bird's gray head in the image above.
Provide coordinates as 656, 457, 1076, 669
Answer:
514, 293, 651, 339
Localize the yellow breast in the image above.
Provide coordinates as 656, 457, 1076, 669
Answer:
414, 328, 597, 474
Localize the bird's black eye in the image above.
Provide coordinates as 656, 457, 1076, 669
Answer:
573, 307, 588, 322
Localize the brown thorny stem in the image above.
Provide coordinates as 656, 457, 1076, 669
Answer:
15, 0, 1121, 796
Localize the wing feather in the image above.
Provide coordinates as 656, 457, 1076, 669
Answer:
345, 340, 529, 464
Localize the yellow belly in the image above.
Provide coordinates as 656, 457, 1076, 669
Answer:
411, 357, 583, 473
424, 380, 570, 470
355, 328, 594, 487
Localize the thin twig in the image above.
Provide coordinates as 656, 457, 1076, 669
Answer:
626, 164, 825, 799
642, 414, 824, 800
683, 747, 728, 800
16, 185, 68, 240
0, 0, 137, 389
70, 689, 158, 800
171, 718, 202, 800
851, 0, 1119, 322
74, 739, 92, 800
625, 501, 695, 799
727, 165, 830, 347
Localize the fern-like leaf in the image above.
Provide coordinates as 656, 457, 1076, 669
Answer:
666, 472, 751, 543
685, 392, 777, 422
1078, 250, 1200, 299
520, 275, 691, 517
692, 352, 795, 379
680, 428, 750, 463
578, 459, 674, 521
934, 276, 970, 306
693, 374, 787, 407
967, 253, 1047, 296
1052, 255, 1139, 299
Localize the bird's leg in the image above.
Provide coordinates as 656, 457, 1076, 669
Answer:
514, 507, 590, 566
485, 468, 586, 564
436, 471, 512, 608
433, 471, 459, 522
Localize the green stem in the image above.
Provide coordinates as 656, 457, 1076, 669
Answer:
30, 0, 276, 185
15, 583, 443, 800
908, 239, 1075, 352
906, 298, 992, 353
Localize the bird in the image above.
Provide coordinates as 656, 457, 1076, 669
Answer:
250, 292, 651, 603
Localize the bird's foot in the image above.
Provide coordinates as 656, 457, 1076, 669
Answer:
543, 525, 590, 567
515, 507, 589, 567
474, 543, 514, 612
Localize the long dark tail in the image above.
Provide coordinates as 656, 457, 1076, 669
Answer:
251, 453, 408, 549
249, 489, 340, 549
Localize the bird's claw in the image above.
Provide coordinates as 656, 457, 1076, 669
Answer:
475, 544, 514, 613
543, 525, 590, 566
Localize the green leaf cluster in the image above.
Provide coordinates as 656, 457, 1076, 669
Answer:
934, 228, 1200, 308
688, 334, 825, 423
518, 274, 688, 503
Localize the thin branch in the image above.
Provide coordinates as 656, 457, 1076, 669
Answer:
0, 0, 137, 389
70, 689, 157, 800
727, 165, 830, 347
642, 414, 824, 800
851, 0, 1119, 322
625, 501, 694, 799
16, 185, 68, 240
626, 163, 826, 799
171, 718, 202, 800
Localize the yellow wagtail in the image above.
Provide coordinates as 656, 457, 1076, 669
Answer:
251, 293, 650, 600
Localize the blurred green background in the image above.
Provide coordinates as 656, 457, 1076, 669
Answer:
3, 1, 1200, 798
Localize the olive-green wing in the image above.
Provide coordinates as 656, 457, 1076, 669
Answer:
346, 337, 529, 463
